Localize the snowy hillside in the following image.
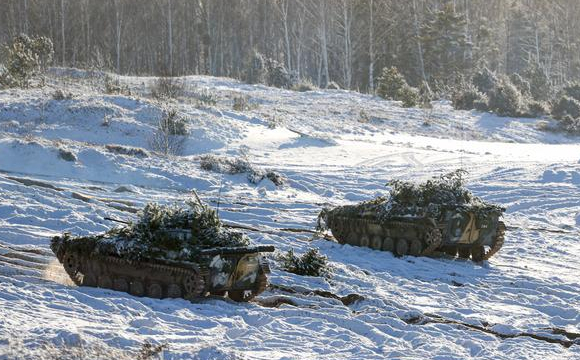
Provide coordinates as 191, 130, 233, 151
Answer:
0, 70, 579, 359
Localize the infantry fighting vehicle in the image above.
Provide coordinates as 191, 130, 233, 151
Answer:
51, 200, 274, 302
318, 171, 505, 262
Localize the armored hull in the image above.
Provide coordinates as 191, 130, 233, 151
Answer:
53, 243, 273, 302
322, 206, 505, 262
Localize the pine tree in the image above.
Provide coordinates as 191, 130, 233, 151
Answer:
421, 3, 469, 83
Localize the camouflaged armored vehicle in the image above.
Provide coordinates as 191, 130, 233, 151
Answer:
318, 171, 505, 262
51, 201, 274, 302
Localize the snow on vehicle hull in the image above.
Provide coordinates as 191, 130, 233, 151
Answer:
53, 243, 273, 302
323, 207, 505, 262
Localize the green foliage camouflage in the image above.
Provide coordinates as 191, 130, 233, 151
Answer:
277, 248, 330, 277
51, 201, 250, 262
318, 170, 504, 230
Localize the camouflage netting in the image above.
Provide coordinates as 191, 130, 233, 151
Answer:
51, 201, 250, 262
318, 170, 504, 229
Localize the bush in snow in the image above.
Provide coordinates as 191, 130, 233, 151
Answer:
326, 81, 341, 90
377, 66, 419, 108
263, 171, 285, 187
488, 77, 523, 117
137, 342, 167, 360
377, 67, 407, 100
509, 73, 531, 97
558, 116, 580, 134
150, 76, 184, 100
232, 95, 252, 111
551, 96, 580, 120
472, 67, 498, 95
277, 248, 330, 277
192, 88, 218, 107
159, 108, 188, 136
104, 74, 131, 95
523, 64, 552, 101
52, 89, 74, 100
0, 34, 53, 88
58, 148, 77, 162
397, 85, 419, 108
245, 50, 267, 85
292, 79, 317, 92
149, 109, 188, 156
199, 154, 285, 186
452, 83, 488, 111
244, 51, 295, 89
105, 144, 150, 158
265, 58, 293, 89
200, 154, 253, 174
524, 100, 551, 118
418, 81, 434, 106
562, 82, 580, 102
429, 78, 454, 101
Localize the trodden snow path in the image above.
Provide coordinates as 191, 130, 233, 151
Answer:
0, 69, 579, 359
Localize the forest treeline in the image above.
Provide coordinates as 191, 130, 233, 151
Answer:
1, 0, 579, 92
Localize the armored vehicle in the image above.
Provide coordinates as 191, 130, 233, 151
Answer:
51, 201, 274, 302
318, 171, 506, 262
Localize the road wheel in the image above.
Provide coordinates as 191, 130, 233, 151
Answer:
382, 237, 394, 252
97, 275, 112, 289
371, 236, 382, 250
409, 239, 422, 256
113, 278, 129, 292
130, 281, 145, 296
359, 235, 370, 247
147, 283, 163, 299
395, 239, 409, 256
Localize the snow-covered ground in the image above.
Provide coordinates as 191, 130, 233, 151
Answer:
0, 69, 579, 359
